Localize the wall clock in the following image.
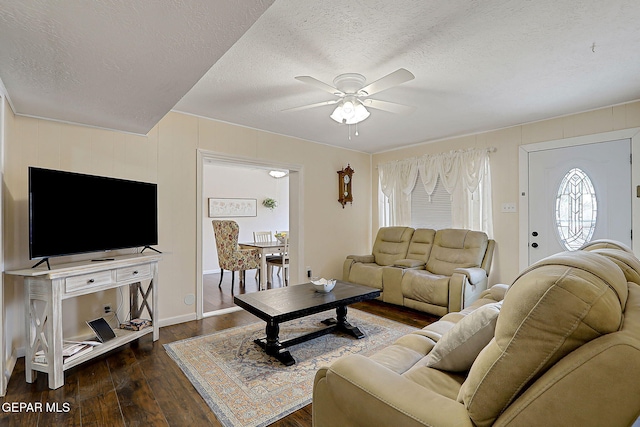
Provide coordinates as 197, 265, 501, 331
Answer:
337, 164, 354, 208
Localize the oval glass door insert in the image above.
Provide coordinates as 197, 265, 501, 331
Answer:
555, 167, 597, 250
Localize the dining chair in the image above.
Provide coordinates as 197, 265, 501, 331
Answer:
252, 231, 273, 278
267, 235, 289, 286
253, 231, 273, 243
212, 220, 260, 293
274, 230, 289, 277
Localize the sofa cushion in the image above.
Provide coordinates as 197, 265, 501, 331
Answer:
349, 263, 384, 290
369, 334, 436, 374
394, 258, 426, 268
458, 251, 628, 427
405, 228, 436, 264
402, 361, 467, 400
372, 226, 414, 266
402, 270, 449, 307
413, 319, 458, 342
425, 302, 501, 372
426, 229, 488, 276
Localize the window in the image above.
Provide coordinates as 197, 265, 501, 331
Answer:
555, 168, 597, 250
379, 182, 391, 227
411, 176, 451, 229
377, 148, 492, 235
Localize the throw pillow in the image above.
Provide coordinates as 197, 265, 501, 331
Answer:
425, 302, 502, 372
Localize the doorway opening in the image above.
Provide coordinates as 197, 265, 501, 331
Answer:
196, 151, 303, 318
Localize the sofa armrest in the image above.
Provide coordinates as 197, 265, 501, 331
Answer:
347, 254, 375, 263
452, 267, 487, 285
478, 283, 509, 302
343, 258, 355, 281
448, 270, 489, 313
344, 255, 375, 281
313, 354, 473, 427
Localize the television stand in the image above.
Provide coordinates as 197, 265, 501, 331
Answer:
31, 258, 51, 270
141, 245, 162, 254
7, 253, 161, 389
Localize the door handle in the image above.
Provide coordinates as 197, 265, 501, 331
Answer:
531, 243, 539, 248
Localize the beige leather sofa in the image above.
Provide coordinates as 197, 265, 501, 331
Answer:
344, 227, 495, 316
315, 241, 640, 427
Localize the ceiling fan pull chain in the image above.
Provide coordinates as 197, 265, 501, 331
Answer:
355, 122, 359, 137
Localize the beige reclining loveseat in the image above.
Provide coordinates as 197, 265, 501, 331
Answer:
316, 240, 640, 426
344, 227, 495, 316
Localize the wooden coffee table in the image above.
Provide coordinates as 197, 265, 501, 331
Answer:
233, 281, 381, 366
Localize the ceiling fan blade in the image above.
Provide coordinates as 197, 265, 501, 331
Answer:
295, 76, 345, 96
359, 68, 415, 96
283, 99, 340, 112
363, 99, 415, 114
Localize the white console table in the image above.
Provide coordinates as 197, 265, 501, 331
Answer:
6, 253, 161, 389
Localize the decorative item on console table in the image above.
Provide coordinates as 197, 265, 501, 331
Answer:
337, 164, 354, 208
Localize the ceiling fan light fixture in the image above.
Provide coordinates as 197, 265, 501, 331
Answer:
330, 99, 370, 125
352, 102, 370, 123
330, 103, 345, 123
342, 100, 355, 115
289, 68, 414, 132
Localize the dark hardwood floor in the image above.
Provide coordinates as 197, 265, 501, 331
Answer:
1, 273, 439, 426
203, 269, 285, 313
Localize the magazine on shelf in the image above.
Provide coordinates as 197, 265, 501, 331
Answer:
62, 345, 94, 364
34, 342, 95, 364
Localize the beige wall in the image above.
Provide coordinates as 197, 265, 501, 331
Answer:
373, 101, 640, 286
3, 110, 372, 342
6, 98, 640, 366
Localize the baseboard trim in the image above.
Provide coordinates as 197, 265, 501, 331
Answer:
1, 349, 18, 397
158, 313, 197, 328
203, 306, 242, 317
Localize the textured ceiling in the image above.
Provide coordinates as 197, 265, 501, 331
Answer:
0, 0, 274, 134
2, 1, 640, 153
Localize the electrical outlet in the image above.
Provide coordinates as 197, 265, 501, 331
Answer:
103, 304, 112, 314
306, 266, 312, 278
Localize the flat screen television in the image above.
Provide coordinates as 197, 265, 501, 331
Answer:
29, 167, 158, 261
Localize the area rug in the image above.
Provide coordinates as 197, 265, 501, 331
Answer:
164, 309, 417, 427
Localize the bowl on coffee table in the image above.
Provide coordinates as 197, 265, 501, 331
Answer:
310, 277, 336, 293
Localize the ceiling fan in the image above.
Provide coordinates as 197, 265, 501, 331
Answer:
284, 68, 416, 127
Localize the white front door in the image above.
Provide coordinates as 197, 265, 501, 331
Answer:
528, 139, 632, 264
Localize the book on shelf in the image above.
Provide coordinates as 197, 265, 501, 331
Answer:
34, 342, 95, 364
62, 345, 94, 364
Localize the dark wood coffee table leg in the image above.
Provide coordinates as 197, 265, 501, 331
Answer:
254, 320, 296, 366
321, 305, 365, 339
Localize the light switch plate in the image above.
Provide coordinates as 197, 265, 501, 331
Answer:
501, 202, 517, 213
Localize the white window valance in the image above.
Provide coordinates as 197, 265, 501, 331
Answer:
378, 147, 494, 236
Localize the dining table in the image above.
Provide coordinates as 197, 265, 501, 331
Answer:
239, 240, 286, 290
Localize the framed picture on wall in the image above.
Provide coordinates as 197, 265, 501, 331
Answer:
209, 198, 257, 218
